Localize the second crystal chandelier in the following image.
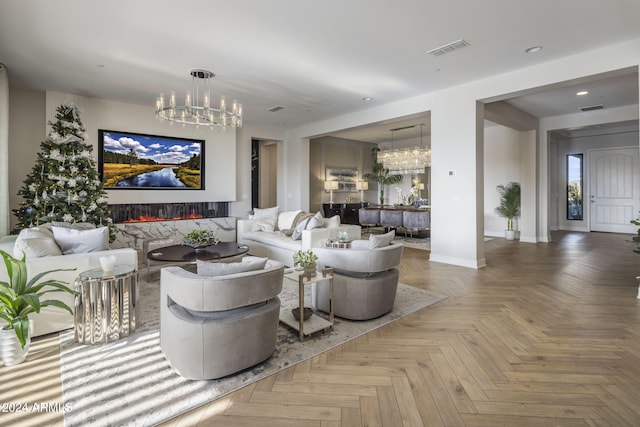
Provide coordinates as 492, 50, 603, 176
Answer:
377, 123, 430, 174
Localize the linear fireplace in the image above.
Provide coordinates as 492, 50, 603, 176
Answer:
108, 202, 229, 224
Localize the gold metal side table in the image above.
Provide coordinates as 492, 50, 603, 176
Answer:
280, 268, 334, 341
74, 265, 138, 344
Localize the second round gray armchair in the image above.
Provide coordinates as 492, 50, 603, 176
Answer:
160, 258, 284, 380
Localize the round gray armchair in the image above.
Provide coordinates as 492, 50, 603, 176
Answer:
313, 232, 403, 320
160, 258, 284, 380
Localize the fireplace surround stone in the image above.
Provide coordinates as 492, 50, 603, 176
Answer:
110, 218, 237, 253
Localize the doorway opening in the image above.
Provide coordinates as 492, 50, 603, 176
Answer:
251, 138, 278, 209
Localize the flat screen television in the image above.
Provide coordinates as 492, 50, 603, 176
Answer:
98, 130, 205, 190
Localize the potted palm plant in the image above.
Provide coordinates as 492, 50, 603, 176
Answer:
0, 250, 75, 366
362, 148, 403, 205
495, 182, 521, 240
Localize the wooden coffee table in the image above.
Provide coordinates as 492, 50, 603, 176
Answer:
147, 242, 249, 264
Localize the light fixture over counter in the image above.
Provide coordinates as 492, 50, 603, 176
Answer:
378, 123, 430, 174
155, 69, 242, 129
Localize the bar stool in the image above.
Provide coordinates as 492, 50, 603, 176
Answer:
380, 210, 404, 234
358, 208, 381, 234
402, 210, 430, 238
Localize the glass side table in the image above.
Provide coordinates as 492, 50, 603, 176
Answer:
280, 267, 334, 341
74, 265, 138, 345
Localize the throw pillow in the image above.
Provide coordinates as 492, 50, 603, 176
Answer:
51, 221, 97, 230
369, 230, 395, 249
277, 210, 302, 231
52, 226, 109, 254
253, 206, 279, 231
292, 211, 324, 240
324, 215, 340, 228
282, 211, 314, 236
196, 256, 268, 277
13, 226, 62, 259
252, 220, 276, 232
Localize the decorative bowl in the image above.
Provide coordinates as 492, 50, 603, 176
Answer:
292, 307, 313, 321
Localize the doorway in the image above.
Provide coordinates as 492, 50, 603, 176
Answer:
251, 138, 278, 209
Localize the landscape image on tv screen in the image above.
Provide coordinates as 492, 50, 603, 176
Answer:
98, 130, 204, 189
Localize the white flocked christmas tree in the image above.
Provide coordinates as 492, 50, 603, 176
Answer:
12, 101, 114, 241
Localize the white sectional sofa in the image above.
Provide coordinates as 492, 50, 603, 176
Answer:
0, 225, 138, 337
237, 208, 361, 267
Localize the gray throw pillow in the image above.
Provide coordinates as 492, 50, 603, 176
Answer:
369, 230, 395, 249
292, 211, 324, 240
197, 256, 268, 276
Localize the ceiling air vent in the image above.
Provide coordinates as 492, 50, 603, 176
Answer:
426, 39, 470, 57
579, 105, 604, 112
267, 105, 284, 112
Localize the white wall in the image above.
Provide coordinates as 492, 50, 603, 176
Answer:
45, 91, 237, 205
484, 125, 522, 236
285, 38, 640, 268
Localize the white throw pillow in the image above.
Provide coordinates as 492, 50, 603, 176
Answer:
51, 221, 96, 230
277, 210, 302, 231
369, 230, 395, 249
251, 220, 276, 232
13, 226, 62, 259
253, 206, 279, 231
324, 215, 340, 228
52, 226, 109, 254
197, 256, 268, 277
292, 211, 324, 240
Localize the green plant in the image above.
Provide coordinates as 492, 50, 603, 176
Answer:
362, 148, 403, 205
630, 212, 640, 253
293, 250, 318, 267
495, 182, 521, 231
183, 229, 217, 247
0, 250, 75, 348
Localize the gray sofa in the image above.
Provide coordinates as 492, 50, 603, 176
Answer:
160, 259, 284, 380
312, 234, 403, 320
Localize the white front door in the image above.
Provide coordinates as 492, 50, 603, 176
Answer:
589, 147, 639, 233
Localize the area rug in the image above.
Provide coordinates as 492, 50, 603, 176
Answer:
58, 273, 445, 427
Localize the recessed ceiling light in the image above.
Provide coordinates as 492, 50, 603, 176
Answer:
362, 97, 372, 101
576, 91, 589, 96
525, 46, 543, 54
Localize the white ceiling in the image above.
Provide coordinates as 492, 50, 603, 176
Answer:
1, 0, 639, 142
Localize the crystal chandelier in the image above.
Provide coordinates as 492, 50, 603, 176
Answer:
155, 69, 242, 128
378, 123, 430, 174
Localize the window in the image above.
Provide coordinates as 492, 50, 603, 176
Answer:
567, 154, 583, 220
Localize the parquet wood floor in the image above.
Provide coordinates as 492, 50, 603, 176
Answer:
163, 231, 640, 427
3, 231, 640, 426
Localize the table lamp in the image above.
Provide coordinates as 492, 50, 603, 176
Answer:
356, 181, 368, 203
324, 181, 339, 204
